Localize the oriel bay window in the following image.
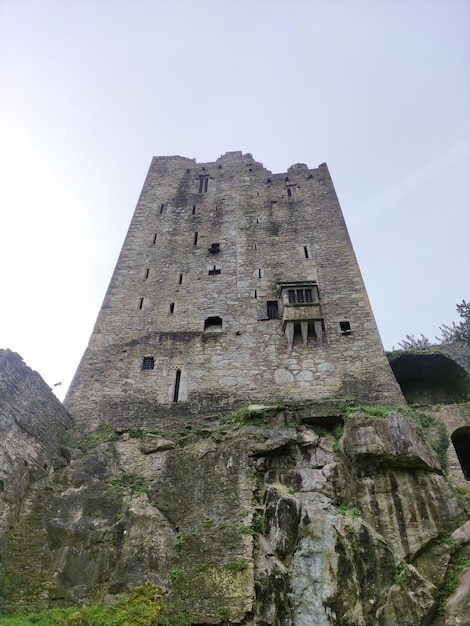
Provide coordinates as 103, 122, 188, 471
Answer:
278, 281, 323, 350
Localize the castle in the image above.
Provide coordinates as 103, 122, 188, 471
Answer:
65, 151, 404, 429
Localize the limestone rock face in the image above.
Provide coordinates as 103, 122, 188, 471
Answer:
0, 349, 72, 538
1, 356, 469, 624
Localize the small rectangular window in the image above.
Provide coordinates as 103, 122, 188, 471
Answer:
340, 321, 352, 333
153, 233, 158, 244
145, 268, 150, 279
138, 298, 144, 310
286, 184, 297, 199
198, 175, 209, 193
192, 205, 196, 215
296, 289, 304, 303
194, 232, 198, 245
170, 302, 175, 314
160, 203, 165, 214
178, 273, 183, 285
305, 289, 313, 303
208, 266, 221, 275
288, 290, 296, 304
304, 245, 309, 259
267, 301, 279, 319
142, 357, 154, 370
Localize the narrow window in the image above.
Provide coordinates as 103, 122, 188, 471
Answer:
144, 268, 150, 279
178, 273, 183, 285
170, 302, 175, 314
286, 184, 297, 199
258, 268, 262, 279
305, 289, 313, 303
198, 175, 209, 193
142, 357, 154, 370
194, 232, 198, 245
139, 298, 144, 310
296, 289, 304, 303
254, 290, 257, 299
208, 265, 221, 275
153, 233, 158, 244
256, 218, 260, 224
173, 369, 181, 402
288, 290, 296, 304
192, 205, 196, 215
160, 203, 165, 214
254, 243, 258, 250
267, 301, 279, 319
340, 321, 352, 333
304, 246, 309, 259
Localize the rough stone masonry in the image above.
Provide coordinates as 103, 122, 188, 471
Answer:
65, 152, 404, 431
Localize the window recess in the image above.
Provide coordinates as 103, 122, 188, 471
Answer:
142, 357, 155, 370
208, 242, 220, 254
198, 175, 209, 193
204, 316, 223, 332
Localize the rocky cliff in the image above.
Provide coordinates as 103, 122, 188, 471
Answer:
1, 351, 470, 625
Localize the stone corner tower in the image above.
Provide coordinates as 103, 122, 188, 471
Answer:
65, 151, 404, 429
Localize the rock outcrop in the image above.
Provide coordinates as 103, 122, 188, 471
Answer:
1, 353, 470, 625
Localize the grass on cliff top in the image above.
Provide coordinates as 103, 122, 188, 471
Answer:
218, 404, 284, 431
0, 585, 164, 625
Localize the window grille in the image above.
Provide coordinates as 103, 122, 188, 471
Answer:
267, 301, 279, 319
142, 357, 154, 370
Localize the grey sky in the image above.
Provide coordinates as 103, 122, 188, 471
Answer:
1, 0, 469, 399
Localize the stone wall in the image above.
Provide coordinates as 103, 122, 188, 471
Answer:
65, 152, 403, 430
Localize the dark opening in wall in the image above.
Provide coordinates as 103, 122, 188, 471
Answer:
267, 301, 279, 319
208, 242, 220, 254
153, 234, 158, 244
389, 351, 470, 405
451, 427, 470, 479
160, 204, 165, 214
192, 205, 196, 215
138, 298, 144, 310
145, 268, 149, 279
204, 316, 223, 332
173, 369, 181, 402
194, 232, 198, 245
142, 357, 154, 370
170, 302, 175, 314
198, 175, 209, 193
178, 273, 183, 285
209, 266, 221, 275
340, 321, 351, 334
304, 246, 309, 259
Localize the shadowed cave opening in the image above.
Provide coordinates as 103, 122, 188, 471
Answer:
389, 351, 470, 405
451, 427, 470, 480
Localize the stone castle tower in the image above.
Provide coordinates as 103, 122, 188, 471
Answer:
65, 151, 403, 429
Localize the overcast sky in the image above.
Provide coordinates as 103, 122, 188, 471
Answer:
1, 0, 469, 400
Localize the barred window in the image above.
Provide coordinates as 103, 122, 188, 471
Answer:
288, 288, 315, 304
267, 301, 279, 319
142, 357, 154, 370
